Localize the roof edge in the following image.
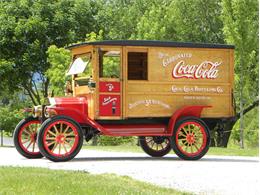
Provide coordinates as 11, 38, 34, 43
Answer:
66, 40, 235, 50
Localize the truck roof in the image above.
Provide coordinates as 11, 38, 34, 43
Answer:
66, 40, 235, 50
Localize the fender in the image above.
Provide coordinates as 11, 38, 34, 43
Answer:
51, 107, 87, 124
49, 106, 111, 134
167, 105, 211, 135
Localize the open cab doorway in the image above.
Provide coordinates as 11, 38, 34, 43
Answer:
97, 47, 123, 119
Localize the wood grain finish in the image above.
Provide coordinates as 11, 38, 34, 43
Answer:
70, 44, 234, 120
126, 47, 234, 118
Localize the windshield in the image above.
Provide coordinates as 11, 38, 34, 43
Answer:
67, 53, 91, 76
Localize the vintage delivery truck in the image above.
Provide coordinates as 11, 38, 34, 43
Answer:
13, 40, 235, 162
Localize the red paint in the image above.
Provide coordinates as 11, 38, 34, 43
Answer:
51, 97, 88, 124
99, 95, 121, 116
43, 120, 79, 157
18, 120, 41, 155
102, 124, 167, 136
99, 81, 120, 92
49, 98, 211, 138
175, 121, 207, 156
168, 105, 211, 135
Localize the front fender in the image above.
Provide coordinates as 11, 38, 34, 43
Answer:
51, 107, 87, 124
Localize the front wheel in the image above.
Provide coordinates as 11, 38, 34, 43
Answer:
171, 117, 210, 160
13, 117, 43, 159
37, 116, 83, 162
139, 136, 171, 157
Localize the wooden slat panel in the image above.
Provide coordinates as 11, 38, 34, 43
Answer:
126, 47, 234, 118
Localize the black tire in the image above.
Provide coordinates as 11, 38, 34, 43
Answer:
139, 136, 171, 157
13, 117, 43, 159
37, 115, 83, 162
171, 117, 210, 160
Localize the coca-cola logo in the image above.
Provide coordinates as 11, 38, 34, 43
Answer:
172, 60, 221, 79
102, 96, 117, 106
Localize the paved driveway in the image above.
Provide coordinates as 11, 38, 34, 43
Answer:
0, 147, 259, 195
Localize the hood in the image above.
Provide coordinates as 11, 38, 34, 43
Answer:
48, 97, 87, 107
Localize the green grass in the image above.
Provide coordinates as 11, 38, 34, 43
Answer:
0, 167, 188, 195
207, 146, 259, 157
83, 144, 259, 157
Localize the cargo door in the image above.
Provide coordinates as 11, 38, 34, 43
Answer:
97, 47, 122, 119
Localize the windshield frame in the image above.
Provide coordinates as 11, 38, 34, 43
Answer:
67, 52, 92, 76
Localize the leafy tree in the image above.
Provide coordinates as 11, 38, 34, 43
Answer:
222, 0, 259, 148
46, 45, 71, 96
230, 107, 259, 147
132, 3, 171, 40
96, 0, 157, 40
134, 0, 224, 43
169, 0, 224, 43
0, 92, 30, 134
0, 0, 99, 105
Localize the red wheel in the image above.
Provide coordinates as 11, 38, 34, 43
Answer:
14, 117, 43, 159
171, 117, 210, 160
37, 116, 83, 162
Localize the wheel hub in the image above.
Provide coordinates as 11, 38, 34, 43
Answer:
186, 134, 195, 144
56, 134, 65, 144
153, 136, 165, 144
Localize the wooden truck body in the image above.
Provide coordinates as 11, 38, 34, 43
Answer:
70, 40, 234, 121
14, 40, 235, 162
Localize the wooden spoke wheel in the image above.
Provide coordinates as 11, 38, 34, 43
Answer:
171, 117, 210, 160
37, 116, 83, 162
139, 136, 171, 157
14, 117, 43, 159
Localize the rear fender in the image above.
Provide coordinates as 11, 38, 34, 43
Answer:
167, 105, 211, 135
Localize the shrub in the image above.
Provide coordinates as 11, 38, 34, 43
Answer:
96, 136, 136, 146
0, 107, 24, 135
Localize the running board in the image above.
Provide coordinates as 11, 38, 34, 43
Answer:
102, 124, 168, 136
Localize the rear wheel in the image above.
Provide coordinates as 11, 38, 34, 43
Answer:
171, 117, 210, 160
13, 117, 43, 159
139, 136, 171, 157
37, 116, 83, 162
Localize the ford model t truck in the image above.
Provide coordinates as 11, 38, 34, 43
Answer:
14, 40, 235, 162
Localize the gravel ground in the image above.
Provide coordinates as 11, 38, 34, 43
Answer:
0, 147, 259, 195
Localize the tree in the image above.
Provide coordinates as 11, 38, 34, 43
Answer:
0, 92, 30, 134
133, 0, 224, 43
46, 45, 71, 96
221, 0, 259, 148
96, 0, 157, 40
132, 2, 171, 40
0, 0, 99, 105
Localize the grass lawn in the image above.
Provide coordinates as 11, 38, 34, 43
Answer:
0, 167, 189, 195
83, 144, 259, 157
207, 146, 259, 157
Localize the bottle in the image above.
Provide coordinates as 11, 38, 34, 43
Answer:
112, 101, 116, 115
